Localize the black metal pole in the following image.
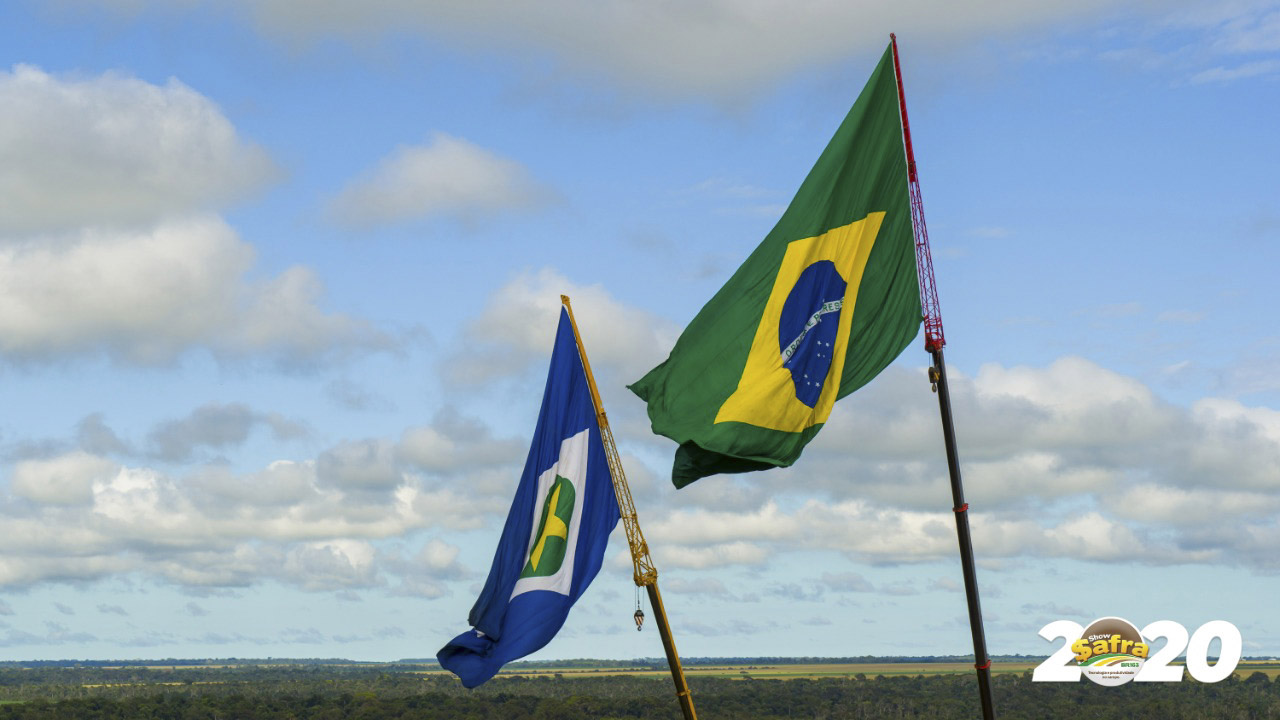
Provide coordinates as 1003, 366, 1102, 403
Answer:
930, 347, 995, 719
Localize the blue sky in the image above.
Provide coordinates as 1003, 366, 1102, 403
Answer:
1, 0, 1278, 663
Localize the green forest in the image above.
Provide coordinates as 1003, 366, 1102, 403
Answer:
2, 662, 1280, 719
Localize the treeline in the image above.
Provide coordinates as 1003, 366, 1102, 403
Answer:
2, 665, 1280, 719
0, 659, 382, 669
474, 655, 1046, 669
10, 654, 1266, 671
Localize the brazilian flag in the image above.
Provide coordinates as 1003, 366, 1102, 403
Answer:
629, 44, 921, 488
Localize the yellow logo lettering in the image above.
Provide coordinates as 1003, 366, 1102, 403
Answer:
1072, 638, 1093, 663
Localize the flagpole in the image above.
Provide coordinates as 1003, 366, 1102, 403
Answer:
891, 34, 997, 720
561, 295, 698, 720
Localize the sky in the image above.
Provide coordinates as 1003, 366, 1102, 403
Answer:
0, 0, 1278, 664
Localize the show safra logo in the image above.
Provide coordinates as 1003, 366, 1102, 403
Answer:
1034, 617, 1242, 684
1071, 617, 1148, 686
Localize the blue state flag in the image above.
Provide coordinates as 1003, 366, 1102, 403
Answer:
437, 308, 620, 688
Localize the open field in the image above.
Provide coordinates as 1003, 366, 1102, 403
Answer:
3, 660, 1280, 718
480, 661, 1038, 680
411, 659, 1280, 681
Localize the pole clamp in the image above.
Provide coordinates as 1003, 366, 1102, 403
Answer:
953, 503, 969, 514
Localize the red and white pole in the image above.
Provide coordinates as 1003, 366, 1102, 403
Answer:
891, 33, 997, 720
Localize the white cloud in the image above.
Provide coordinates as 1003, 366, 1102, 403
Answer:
329, 133, 552, 227
0, 65, 274, 235
1180, 398, 1280, 490
146, 403, 307, 462
452, 267, 679, 385
0, 65, 386, 367
1218, 7, 1280, 53
639, 499, 1221, 568
1109, 484, 1280, 525
415, 538, 462, 572
1165, 1, 1280, 54
396, 408, 525, 475
647, 501, 800, 546
619, 354, 1280, 571
0, 216, 386, 363
384, 538, 469, 598
1193, 398, 1280, 444
78, 0, 1199, 99
655, 541, 770, 570
190, 462, 316, 509
11, 451, 117, 505
397, 427, 456, 470
795, 357, 1189, 508
281, 540, 379, 592
663, 576, 734, 596
0, 406, 525, 591
1189, 58, 1280, 82
0, 448, 433, 588
316, 439, 401, 491
247, 0, 1137, 98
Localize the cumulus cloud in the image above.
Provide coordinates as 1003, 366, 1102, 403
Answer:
329, 133, 553, 227
0, 451, 421, 589
396, 407, 524, 475
663, 576, 734, 597
0, 65, 388, 367
4, 250, 1279, 590
0, 65, 275, 235
146, 403, 307, 462
280, 540, 379, 592
317, 439, 405, 492
640, 497, 1218, 569
786, 357, 1192, 508
0, 407, 521, 591
451, 267, 679, 385
0, 217, 387, 364
624, 356, 1280, 571
11, 451, 117, 506
214, 0, 1150, 98
647, 502, 801, 546
384, 538, 469, 598
77, 2, 1276, 99
77, 414, 131, 456
655, 541, 771, 570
